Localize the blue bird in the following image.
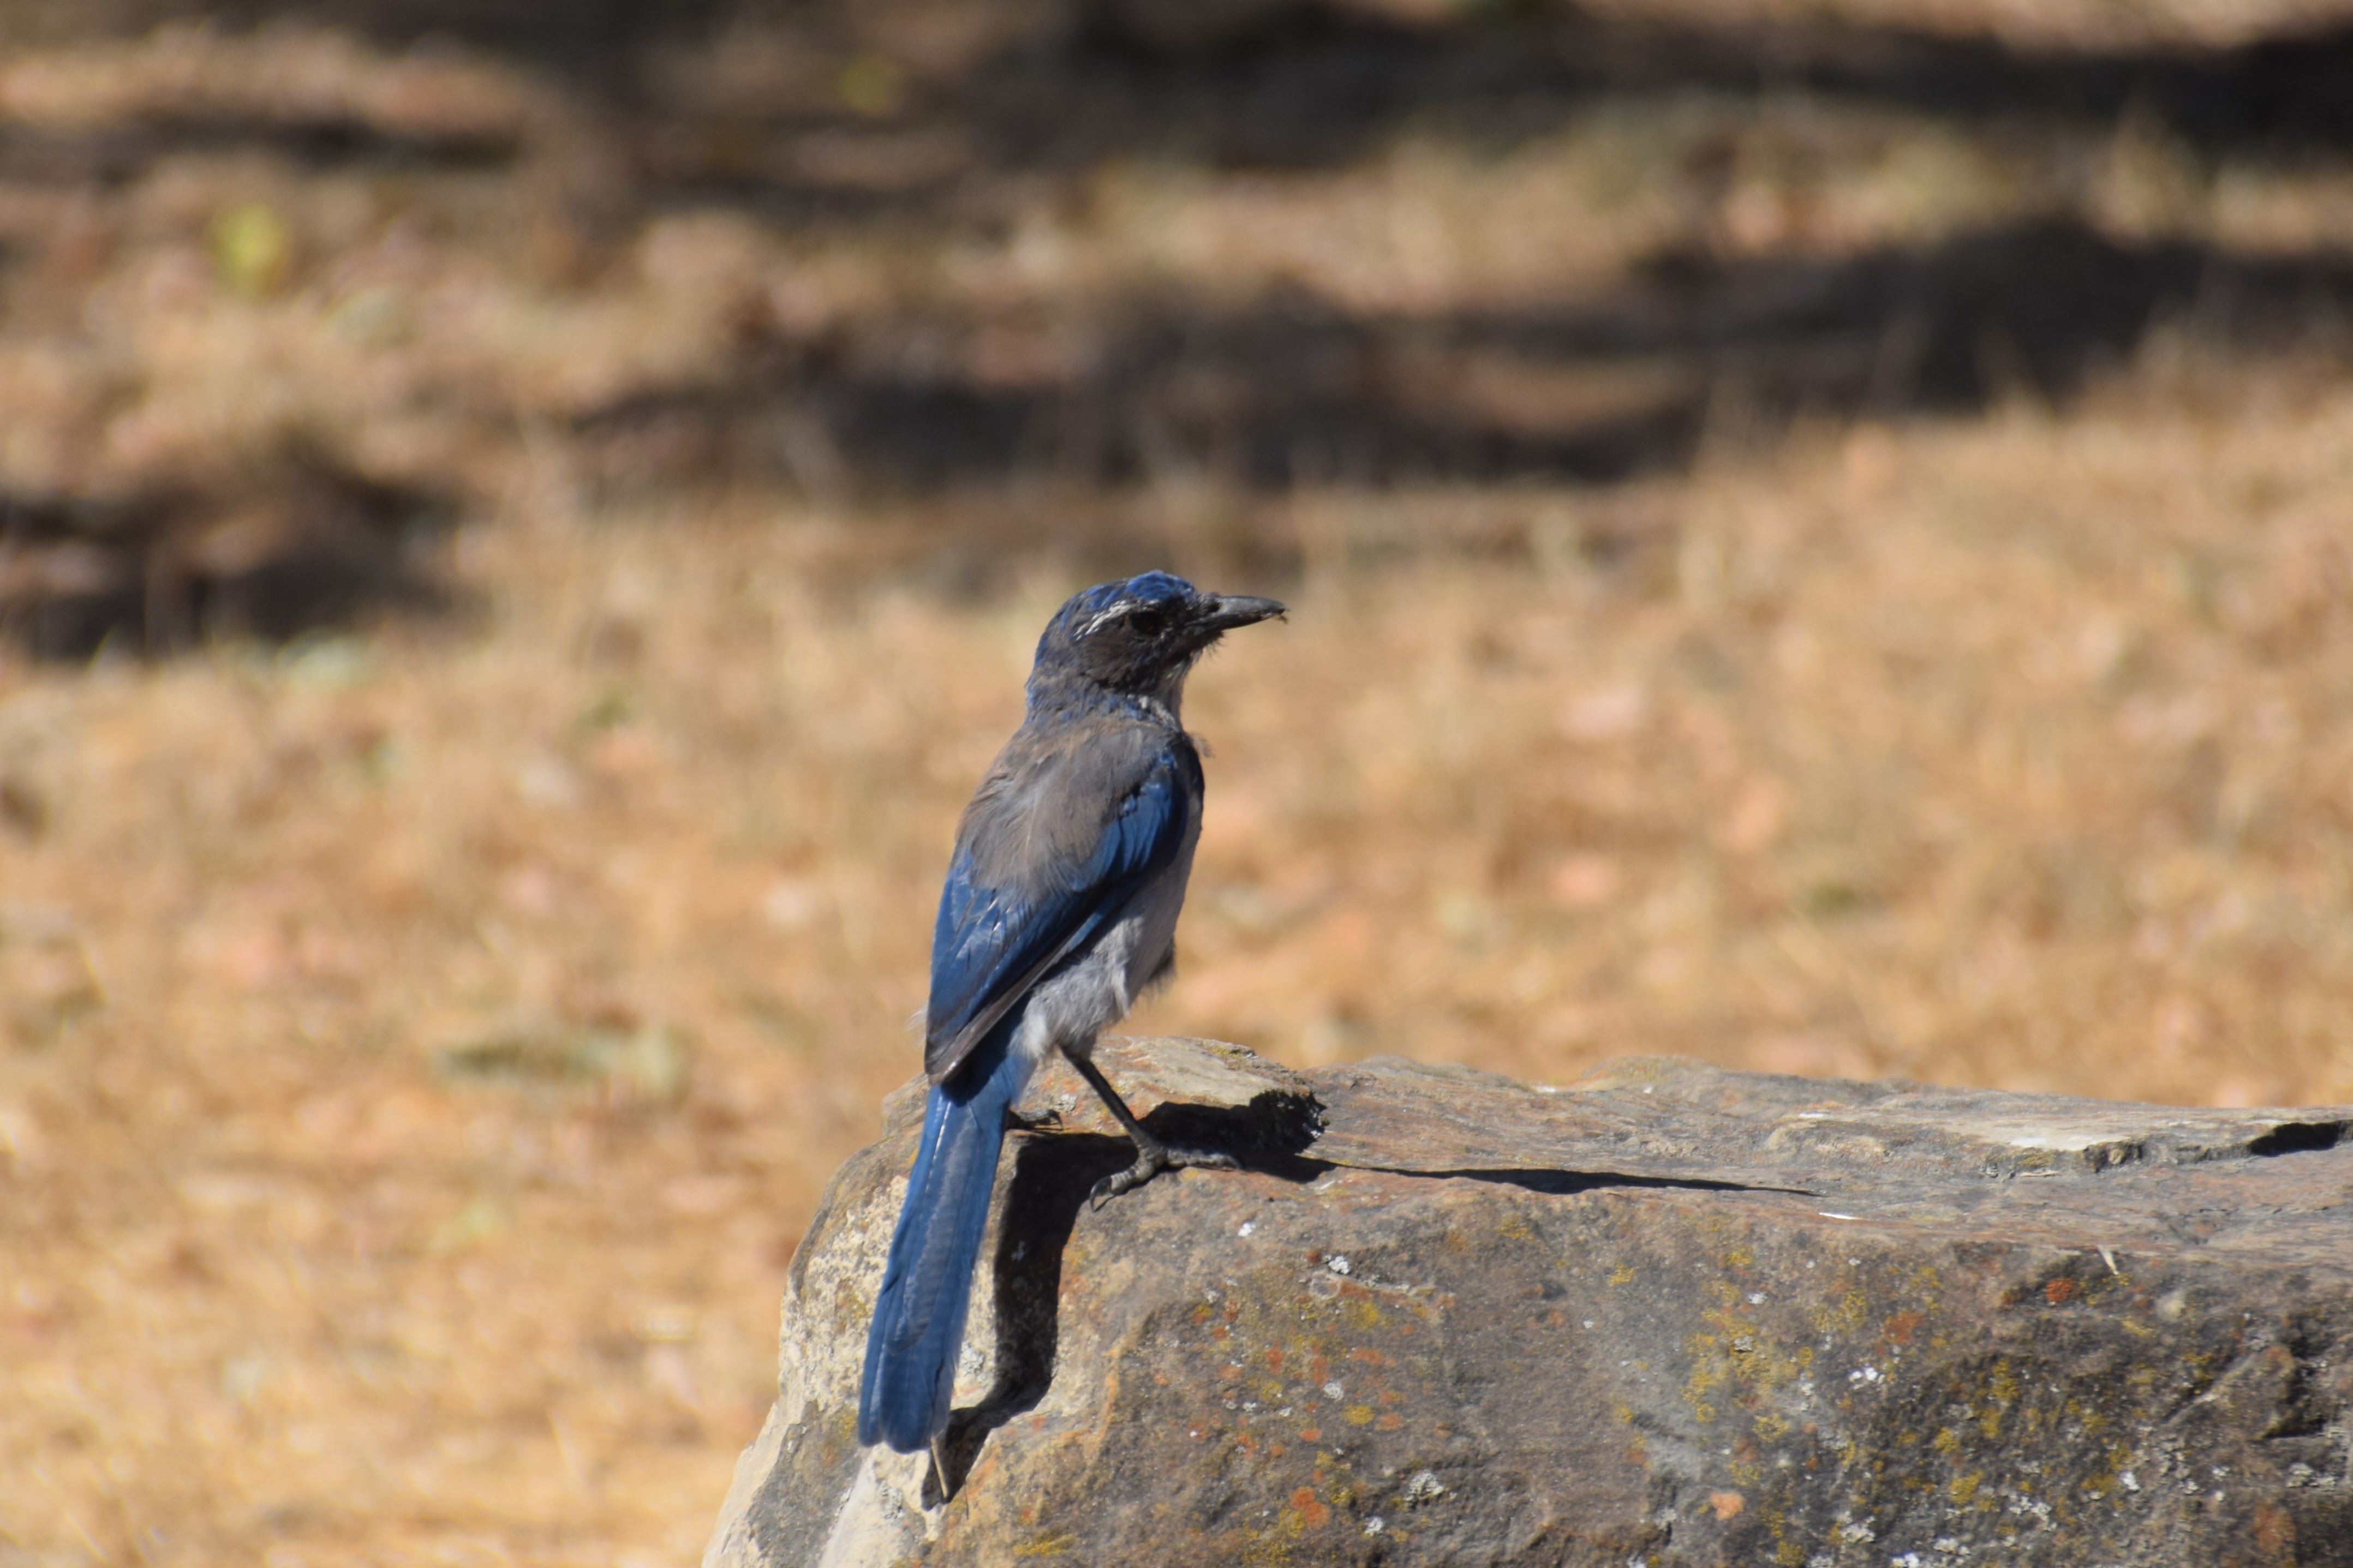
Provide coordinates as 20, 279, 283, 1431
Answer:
856, 571, 1285, 1463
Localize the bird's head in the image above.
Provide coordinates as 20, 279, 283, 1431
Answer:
1032, 571, 1285, 710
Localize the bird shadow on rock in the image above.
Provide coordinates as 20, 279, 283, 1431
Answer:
922, 1082, 1823, 1500
927, 1087, 1324, 1503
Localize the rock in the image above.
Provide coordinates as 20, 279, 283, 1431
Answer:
706, 1038, 2353, 1567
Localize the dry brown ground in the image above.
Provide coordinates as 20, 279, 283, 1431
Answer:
5, 369, 2351, 1566
2, 10, 2351, 1567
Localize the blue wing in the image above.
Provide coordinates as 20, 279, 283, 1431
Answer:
923, 737, 1199, 1084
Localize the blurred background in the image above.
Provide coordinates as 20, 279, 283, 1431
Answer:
1, 0, 2349, 1560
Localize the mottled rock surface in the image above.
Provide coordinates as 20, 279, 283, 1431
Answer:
706, 1039, 2353, 1568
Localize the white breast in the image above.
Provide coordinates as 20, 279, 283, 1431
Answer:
1008, 805, 1200, 1072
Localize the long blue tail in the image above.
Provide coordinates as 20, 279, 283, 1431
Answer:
857, 1027, 1025, 1452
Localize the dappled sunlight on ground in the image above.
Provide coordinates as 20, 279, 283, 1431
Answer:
3, 2, 2351, 1562
7, 373, 2351, 1560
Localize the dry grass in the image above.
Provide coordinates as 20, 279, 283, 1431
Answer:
2, 10, 2352, 1567
7, 366, 2352, 1564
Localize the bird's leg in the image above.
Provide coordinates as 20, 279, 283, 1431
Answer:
1065, 1049, 1237, 1209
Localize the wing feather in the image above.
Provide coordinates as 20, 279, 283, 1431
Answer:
923, 731, 1198, 1084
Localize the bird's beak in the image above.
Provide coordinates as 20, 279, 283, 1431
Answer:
1201, 594, 1287, 631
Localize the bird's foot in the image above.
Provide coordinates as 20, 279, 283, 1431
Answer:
1002, 1105, 1062, 1135
927, 1437, 951, 1507
1088, 1140, 1238, 1210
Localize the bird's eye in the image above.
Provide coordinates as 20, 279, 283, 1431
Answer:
1126, 607, 1168, 636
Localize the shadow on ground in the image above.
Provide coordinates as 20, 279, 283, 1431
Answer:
0, 451, 459, 659
51, 1, 2353, 164
6, 0, 2353, 653
574, 218, 2353, 499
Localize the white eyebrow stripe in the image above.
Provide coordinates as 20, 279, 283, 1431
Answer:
1079, 601, 1136, 637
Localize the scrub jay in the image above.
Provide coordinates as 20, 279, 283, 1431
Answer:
856, 571, 1285, 1461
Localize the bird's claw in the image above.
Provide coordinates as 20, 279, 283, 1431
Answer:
1003, 1106, 1063, 1134
1087, 1143, 1238, 1210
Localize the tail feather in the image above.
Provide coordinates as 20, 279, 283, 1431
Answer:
857, 1028, 1025, 1452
